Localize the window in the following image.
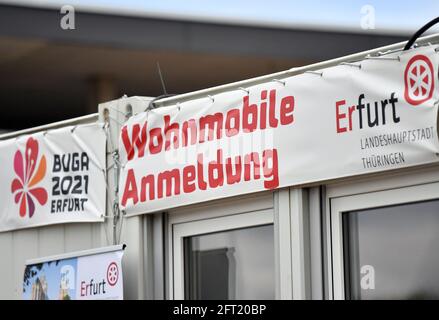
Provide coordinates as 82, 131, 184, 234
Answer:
169, 195, 275, 299
184, 225, 275, 299
167, 189, 310, 300
343, 200, 439, 299
329, 180, 439, 299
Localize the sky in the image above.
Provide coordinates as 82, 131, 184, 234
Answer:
4, 0, 439, 34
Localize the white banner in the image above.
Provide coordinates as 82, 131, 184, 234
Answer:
23, 246, 124, 300
119, 46, 439, 215
0, 123, 106, 232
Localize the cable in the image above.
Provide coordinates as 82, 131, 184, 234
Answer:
145, 93, 178, 111
404, 17, 439, 51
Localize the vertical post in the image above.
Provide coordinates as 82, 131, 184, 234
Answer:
274, 189, 293, 299
98, 96, 156, 299
309, 187, 324, 299
152, 212, 166, 299
290, 188, 311, 299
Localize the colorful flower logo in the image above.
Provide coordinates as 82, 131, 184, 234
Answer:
11, 137, 48, 218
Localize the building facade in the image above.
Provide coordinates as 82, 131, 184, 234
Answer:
1, 13, 439, 300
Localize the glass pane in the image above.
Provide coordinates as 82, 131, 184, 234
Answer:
184, 224, 274, 300
343, 199, 439, 299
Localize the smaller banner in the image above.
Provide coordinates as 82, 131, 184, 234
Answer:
23, 245, 125, 300
0, 123, 106, 232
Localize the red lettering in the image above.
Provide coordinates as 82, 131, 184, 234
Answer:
140, 174, 155, 202
208, 149, 224, 188
197, 154, 207, 190
157, 169, 180, 198
121, 148, 280, 205
242, 96, 258, 132
121, 126, 134, 160
121, 122, 147, 160
183, 165, 196, 193
121, 169, 138, 207
262, 149, 279, 189
182, 119, 197, 147
225, 109, 240, 137
244, 152, 261, 181
269, 90, 278, 128
149, 128, 163, 154
336, 100, 347, 133
348, 105, 355, 131
199, 113, 223, 143
260, 90, 268, 129
280, 96, 294, 125
225, 156, 242, 184
164, 115, 179, 150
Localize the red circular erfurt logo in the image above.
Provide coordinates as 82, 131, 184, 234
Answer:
404, 54, 435, 106
106, 262, 119, 286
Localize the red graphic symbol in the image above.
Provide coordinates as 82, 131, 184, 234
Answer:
11, 137, 48, 218
404, 54, 435, 106
107, 262, 119, 286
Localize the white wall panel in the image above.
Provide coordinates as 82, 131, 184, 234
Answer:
12, 229, 39, 299
0, 232, 13, 299
38, 225, 65, 257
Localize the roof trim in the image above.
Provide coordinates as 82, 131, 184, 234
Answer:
2, 1, 415, 36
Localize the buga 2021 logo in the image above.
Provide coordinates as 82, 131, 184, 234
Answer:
404, 54, 435, 106
11, 138, 48, 218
